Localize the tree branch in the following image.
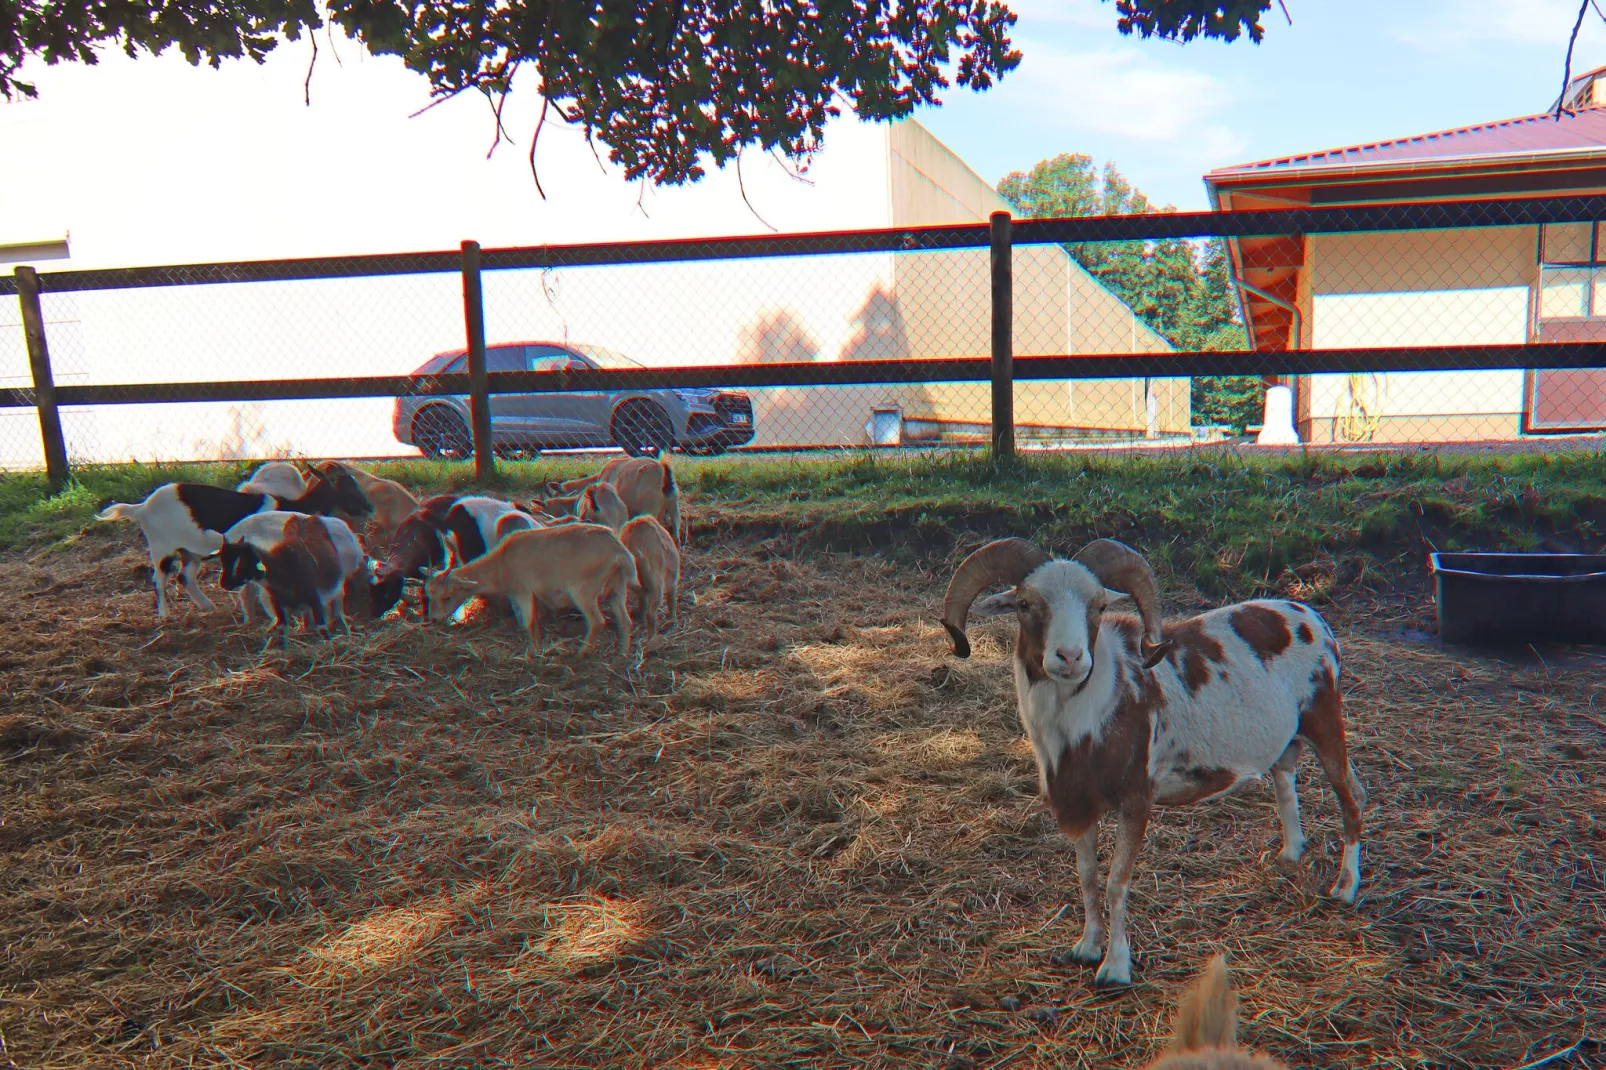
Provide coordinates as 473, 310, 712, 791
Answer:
736, 152, 777, 232
528, 95, 550, 200
303, 31, 317, 107
1557, 0, 1591, 120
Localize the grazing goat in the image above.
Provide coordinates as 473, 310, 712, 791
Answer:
220, 512, 368, 647
368, 503, 455, 617
313, 461, 419, 539
620, 515, 680, 640
940, 538, 1365, 988
236, 461, 308, 499
1143, 956, 1289, 1070
426, 523, 636, 660
549, 457, 680, 541
95, 469, 372, 619
421, 495, 536, 567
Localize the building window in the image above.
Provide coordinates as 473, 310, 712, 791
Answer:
1529, 222, 1606, 431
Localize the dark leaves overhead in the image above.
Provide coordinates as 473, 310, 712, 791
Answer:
1111, 0, 1274, 43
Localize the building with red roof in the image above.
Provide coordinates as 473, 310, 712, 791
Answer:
1204, 67, 1606, 442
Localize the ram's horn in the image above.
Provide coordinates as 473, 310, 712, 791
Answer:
1074, 539, 1170, 668
939, 538, 1051, 658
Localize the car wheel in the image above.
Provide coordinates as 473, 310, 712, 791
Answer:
682, 441, 728, 457
612, 400, 674, 458
413, 406, 473, 460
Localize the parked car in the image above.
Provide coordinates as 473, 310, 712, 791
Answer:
393, 341, 756, 459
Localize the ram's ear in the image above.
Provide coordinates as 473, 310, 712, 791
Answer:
971, 589, 1019, 618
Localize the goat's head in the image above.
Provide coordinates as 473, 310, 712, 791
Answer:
940, 538, 1171, 682
303, 466, 373, 517
424, 569, 478, 622
218, 540, 264, 590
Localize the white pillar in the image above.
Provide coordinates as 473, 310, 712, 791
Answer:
1257, 384, 1300, 445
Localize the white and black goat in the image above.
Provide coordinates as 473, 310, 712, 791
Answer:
219, 511, 367, 647
940, 538, 1366, 988
95, 468, 372, 619
236, 461, 309, 499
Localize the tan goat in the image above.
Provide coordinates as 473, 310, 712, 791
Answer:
550, 457, 680, 541
425, 523, 637, 660
1142, 956, 1289, 1070
620, 515, 680, 639
314, 461, 419, 539
575, 482, 630, 532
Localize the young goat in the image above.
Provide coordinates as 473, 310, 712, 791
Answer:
425, 523, 636, 660
620, 515, 680, 640
96, 469, 372, 619
421, 495, 537, 567
313, 461, 419, 540
219, 512, 368, 647
575, 482, 630, 532
368, 498, 457, 617
941, 538, 1365, 988
1143, 956, 1289, 1070
236, 461, 308, 499
549, 457, 680, 541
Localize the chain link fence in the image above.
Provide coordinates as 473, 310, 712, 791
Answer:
4, 196, 1606, 476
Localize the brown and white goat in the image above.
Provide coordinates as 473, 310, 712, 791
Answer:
425, 523, 637, 660
941, 538, 1365, 988
620, 515, 680, 639
220, 511, 369, 647
312, 461, 420, 540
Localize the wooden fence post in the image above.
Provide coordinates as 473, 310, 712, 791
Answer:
14, 266, 70, 490
989, 210, 1015, 462
460, 240, 494, 481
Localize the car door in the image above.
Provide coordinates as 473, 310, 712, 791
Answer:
521, 344, 603, 444
485, 345, 539, 437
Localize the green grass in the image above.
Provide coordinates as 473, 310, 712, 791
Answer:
5, 448, 1604, 599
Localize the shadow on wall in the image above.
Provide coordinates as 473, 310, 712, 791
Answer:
737, 287, 936, 447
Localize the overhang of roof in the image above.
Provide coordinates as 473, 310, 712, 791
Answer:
1203, 107, 1606, 352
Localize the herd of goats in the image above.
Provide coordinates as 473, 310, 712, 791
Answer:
90, 454, 1368, 1060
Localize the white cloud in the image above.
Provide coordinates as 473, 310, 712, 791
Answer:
1009, 39, 1248, 160
1394, 0, 1606, 50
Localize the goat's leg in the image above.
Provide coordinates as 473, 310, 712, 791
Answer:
607, 583, 632, 662
665, 566, 679, 628
1297, 682, 1366, 904
1094, 802, 1149, 988
178, 553, 217, 613
576, 596, 607, 657
1063, 825, 1105, 965
1271, 740, 1307, 862
152, 554, 174, 619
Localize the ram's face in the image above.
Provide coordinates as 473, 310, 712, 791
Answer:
971, 561, 1128, 685
219, 542, 262, 590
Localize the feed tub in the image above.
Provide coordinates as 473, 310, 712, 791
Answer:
1429, 552, 1606, 645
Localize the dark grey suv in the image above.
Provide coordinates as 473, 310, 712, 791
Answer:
393, 341, 756, 458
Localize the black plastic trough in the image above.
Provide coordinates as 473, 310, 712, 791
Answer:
1429, 552, 1606, 645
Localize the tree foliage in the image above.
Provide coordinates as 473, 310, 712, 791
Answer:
2, 0, 1021, 185
1, 1, 1285, 187
997, 153, 1264, 433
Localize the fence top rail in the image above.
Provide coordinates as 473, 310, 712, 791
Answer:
7, 194, 1606, 297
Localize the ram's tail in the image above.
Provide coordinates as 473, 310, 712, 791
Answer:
96, 502, 143, 523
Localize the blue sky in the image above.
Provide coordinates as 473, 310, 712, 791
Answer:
920, 0, 1606, 209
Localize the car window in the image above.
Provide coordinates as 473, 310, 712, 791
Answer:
440, 356, 467, 373
486, 346, 526, 373
530, 354, 574, 372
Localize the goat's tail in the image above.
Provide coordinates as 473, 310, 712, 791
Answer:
96, 501, 143, 523
1170, 955, 1238, 1053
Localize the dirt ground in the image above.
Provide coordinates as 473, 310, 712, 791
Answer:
0, 520, 1602, 1070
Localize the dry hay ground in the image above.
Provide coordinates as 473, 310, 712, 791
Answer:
0, 525, 1602, 1070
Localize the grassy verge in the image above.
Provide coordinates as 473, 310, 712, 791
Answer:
4, 448, 1604, 599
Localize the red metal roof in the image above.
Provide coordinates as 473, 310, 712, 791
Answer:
1208, 106, 1606, 181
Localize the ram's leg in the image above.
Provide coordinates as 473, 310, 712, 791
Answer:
1063, 825, 1105, 966
1271, 740, 1307, 863
1298, 675, 1366, 904
178, 553, 216, 613
1094, 801, 1149, 988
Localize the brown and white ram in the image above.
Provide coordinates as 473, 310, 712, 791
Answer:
940, 538, 1366, 988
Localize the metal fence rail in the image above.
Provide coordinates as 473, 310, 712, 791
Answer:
4, 195, 1606, 487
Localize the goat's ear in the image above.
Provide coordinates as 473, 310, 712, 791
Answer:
455, 577, 482, 591
971, 589, 1019, 618
1103, 588, 1132, 608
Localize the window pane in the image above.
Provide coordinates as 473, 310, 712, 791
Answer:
1540, 267, 1591, 317
487, 346, 526, 372
1542, 222, 1593, 263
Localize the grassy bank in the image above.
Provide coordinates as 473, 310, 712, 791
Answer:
4, 448, 1603, 599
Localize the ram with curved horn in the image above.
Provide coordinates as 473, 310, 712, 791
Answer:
940, 537, 1366, 988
